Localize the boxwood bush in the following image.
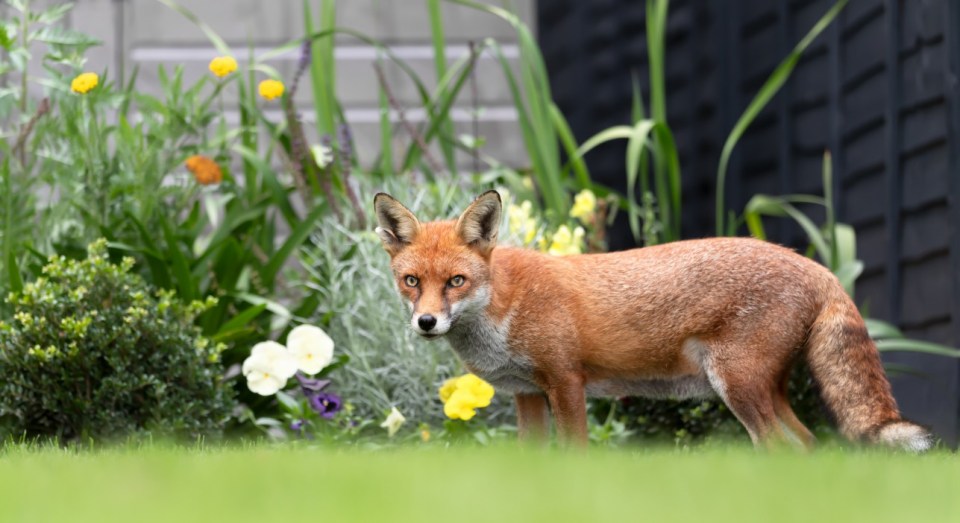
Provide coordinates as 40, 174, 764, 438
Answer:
0, 240, 234, 442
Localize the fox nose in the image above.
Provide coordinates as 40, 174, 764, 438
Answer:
418, 314, 437, 331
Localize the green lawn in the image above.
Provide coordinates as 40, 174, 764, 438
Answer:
1, 444, 957, 522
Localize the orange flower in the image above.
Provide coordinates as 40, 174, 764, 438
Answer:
185, 155, 222, 185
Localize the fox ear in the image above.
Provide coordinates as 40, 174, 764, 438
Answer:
374, 193, 421, 255
456, 190, 502, 255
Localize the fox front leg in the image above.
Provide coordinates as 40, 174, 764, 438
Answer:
515, 392, 550, 443
544, 374, 589, 447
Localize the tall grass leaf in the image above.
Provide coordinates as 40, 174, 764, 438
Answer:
651, 124, 682, 241
427, 0, 458, 174
865, 319, 904, 339
549, 103, 591, 189
159, 216, 197, 302
400, 46, 483, 173
215, 304, 268, 337
631, 72, 646, 123
262, 204, 325, 289
646, 0, 668, 123
715, 0, 848, 236
156, 0, 231, 56
6, 249, 22, 293
875, 339, 960, 357
626, 121, 656, 243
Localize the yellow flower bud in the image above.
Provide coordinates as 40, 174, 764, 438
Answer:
258, 79, 285, 101
70, 72, 99, 94
208, 56, 238, 78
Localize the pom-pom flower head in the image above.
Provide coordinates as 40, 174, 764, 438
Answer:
71, 72, 99, 94
208, 56, 238, 78
258, 79, 285, 100
185, 155, 223, 185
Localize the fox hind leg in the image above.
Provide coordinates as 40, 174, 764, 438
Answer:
772, 375, 817, 450
698, 342, 798, 449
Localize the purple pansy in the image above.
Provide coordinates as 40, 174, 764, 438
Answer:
308, 391, 343, 419
296, 372, 330, 392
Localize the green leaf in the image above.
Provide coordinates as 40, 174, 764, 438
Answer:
216, 304, 268, 337
260, 204, 323, 289
6, 250, 23, 293
275, 391, 303, 415
160, 215, 196, 302
865, 318, 904, 340
34, 2, 74, 24
29, 26, 101, 48
875, 339, 960, 358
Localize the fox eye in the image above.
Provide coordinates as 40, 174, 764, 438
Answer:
404, 275, 419, 287
449, 275, 466, 288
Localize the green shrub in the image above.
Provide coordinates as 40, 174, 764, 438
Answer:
0, 240, 234, 442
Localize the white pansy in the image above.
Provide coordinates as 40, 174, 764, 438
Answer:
286, 324, 335, 375
242, 340, 298, 396
380, 407, 406, 437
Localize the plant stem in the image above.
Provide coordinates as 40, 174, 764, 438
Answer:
373, 63, 445, 175
19, 0, 30, 113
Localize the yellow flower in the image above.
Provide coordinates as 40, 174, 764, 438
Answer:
570, 189, 597, 222
440, 373, 496, 420
438, 376, 459, 403
547, 225, 585, 256
185, 155, 223, 185
420, 428, 431, 443
208, 56, 238, 78
70, 72, 99, 94
258, 79, 285, 100
444, 389, 479, 421
455, 374, 495, 408
508, 201, 539, 245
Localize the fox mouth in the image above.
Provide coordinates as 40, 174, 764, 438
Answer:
420, 332, 441, 339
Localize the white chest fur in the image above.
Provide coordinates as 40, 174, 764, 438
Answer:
445, 311, 539, 394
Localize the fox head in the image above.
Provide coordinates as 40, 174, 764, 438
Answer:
374, 190, 502, 338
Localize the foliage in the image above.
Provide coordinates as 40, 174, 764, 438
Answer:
0, 240, 234, 442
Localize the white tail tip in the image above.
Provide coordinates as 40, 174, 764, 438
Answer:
877, 421, 934, 453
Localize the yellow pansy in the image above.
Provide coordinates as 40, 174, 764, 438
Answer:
440, 373, 496, 420
444, 389, 479, 421
570, 189, 597, 222
70, 72, 99, 94
208, 56, 238, 78
438, 376, 459, 403
258, 79, 285, 100
455, 374, 495, 408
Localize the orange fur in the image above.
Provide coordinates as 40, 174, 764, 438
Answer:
373, 191, 933, 451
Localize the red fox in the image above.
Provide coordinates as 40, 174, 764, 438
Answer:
374, 190, 932, 451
